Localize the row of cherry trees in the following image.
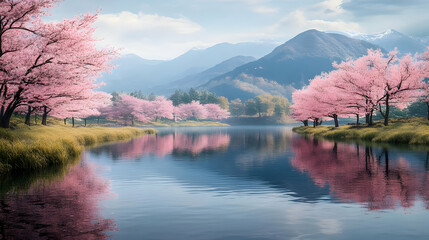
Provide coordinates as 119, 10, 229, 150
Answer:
0, 0, 115, 128
101, 94, 230, 126
291, 49, 429, 127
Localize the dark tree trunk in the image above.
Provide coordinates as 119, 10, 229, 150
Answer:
84, 118, 87, 127
333, 114, 339, 127
302, 120, 308, 126
384, 96, 390, 126
0, 109, 13, 128
131, 116, 134, 126
25, 106, 32, 126
313, 118, 319, 128
64, 118, 67, 125
72, 117, 75, 128
356, 114, 360, 125
365, 114, 369, 124
369, 110, 374, 126
42, 106, 48, 126
0, 88, 24, 128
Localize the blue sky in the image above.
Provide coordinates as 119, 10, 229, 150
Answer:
50, 0, 429, 60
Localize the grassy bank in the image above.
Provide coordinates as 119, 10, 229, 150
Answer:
293, 118, 429, 145
0, 120, 155, 174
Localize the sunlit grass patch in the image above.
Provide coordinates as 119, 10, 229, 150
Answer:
0, 118, 156, 174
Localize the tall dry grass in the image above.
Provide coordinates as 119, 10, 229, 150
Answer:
0, 119, 155, 174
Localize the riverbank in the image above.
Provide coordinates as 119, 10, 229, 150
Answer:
293, 118, 429, 145
0, 122, 155, 174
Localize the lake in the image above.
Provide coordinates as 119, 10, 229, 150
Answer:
2, 126, 429, 239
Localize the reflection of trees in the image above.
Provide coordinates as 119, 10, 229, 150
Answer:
91, 133, 231, 159
236, 129, 291, 154
0, 161, 116, 239
291, 137, 429, 210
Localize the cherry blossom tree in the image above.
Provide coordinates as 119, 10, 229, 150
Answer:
0, 1, 116, 128
176, 101, 208, 120
291, 49, 427, 126
150, 96, 174, 121
204, 104, 230, 120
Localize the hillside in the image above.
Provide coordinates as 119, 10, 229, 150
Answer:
99, 42, 276, 93
202, 29, 384, 100
150, 56, 256, 95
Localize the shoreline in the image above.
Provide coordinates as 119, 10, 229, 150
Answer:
292, 118, 429, 147
0, 123, 156, 174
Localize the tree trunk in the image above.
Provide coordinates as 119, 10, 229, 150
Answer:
0, 109, 13, 128
365, 113, 369, 124
356, 114, 360, 125
84, 118, 87, 127
302, 120, 308, 126
0, 106, 3, 120
25, 106, 32, 126
313, 118, 318, 128
0, 88, 24, 128
64, 118, 67, 125
333, 114, 339, 127
42, 106, 48, 126
384, 96, 390, 126
369, 110, 374, 126
72, 117, 75, 128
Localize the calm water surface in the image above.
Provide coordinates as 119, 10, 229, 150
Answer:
2, 126, 429, 239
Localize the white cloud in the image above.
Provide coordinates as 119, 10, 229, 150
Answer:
252, 5, 278, 14
95, 11, 204, 59
97, 11, 202, 34
267, 10, 362, 37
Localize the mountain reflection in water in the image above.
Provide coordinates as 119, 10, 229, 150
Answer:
2, 127, 429, 240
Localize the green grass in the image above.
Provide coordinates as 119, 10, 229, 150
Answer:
0, 116, 156, 174
293, 117, 429, 146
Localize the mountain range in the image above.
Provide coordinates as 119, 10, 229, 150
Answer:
333, 29, 427, 55
201, 29, 383, 100
99, 42, 277, 93
150, 55, 256, 95
98, 29, 428, 101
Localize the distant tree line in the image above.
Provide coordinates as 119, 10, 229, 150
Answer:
230, 94, 290, 118
113, 89, 291, 121
168, 88, 229, 109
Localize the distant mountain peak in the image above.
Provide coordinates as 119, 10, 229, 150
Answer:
202, 29, 383, 100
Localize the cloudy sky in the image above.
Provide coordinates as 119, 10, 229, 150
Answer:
50, 0, 429, 60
